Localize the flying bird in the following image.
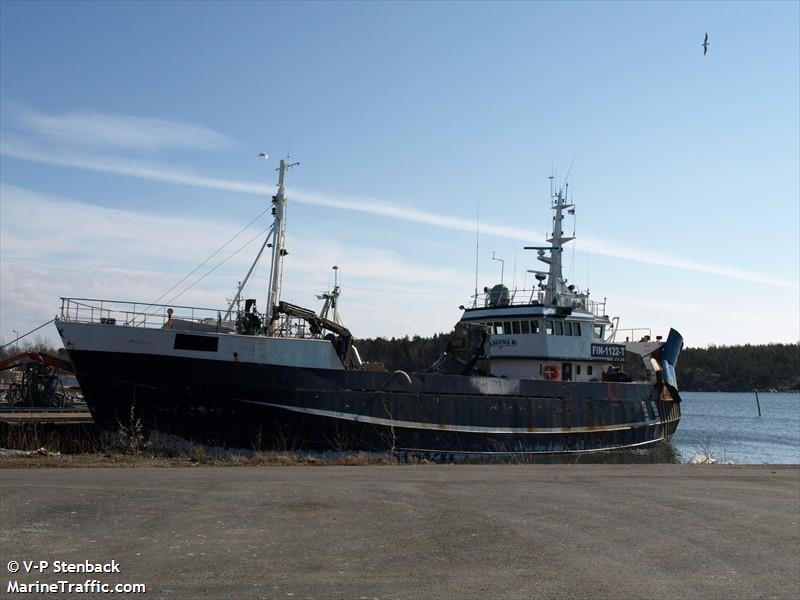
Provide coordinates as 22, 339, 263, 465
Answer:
257, 152, 269, 159
702, 32, 710, 56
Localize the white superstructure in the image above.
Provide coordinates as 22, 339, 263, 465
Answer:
56, 156, 356, 372
459, 179, 663, 382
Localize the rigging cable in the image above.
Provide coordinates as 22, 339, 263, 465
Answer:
164, 225, 273, 306
277, 193, 289, 308
240, 248, 263, 303
148, 207, 270, 307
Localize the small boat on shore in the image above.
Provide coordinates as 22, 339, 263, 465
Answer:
56, 159, 683, 454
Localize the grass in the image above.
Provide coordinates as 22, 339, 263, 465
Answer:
0, 417, 684, 468
0, 449, 405, 469
0, 421, 104, 454
0, 422, 407, 468
1, 439, 683, 468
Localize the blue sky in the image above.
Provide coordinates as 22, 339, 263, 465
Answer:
1, 1, 798, 348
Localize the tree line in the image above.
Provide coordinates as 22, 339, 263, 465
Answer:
3, 334, 797, 392
355, 334, 800, 392
676, 343, 799, 392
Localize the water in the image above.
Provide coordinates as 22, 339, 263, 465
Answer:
673, 392, 800, 464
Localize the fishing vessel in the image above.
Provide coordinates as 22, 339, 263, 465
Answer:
56, 159, 683, 454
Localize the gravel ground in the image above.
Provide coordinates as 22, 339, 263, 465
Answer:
1, 464, 798, 599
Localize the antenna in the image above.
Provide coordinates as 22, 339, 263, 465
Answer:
331, 265, 339, 323
548, 175, 555, 235
561, 154, 575, 190
474, 197, 480, 307
511, 251, 517, 290
491, 251, 505, 285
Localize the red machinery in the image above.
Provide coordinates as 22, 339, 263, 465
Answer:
0, 352, 76, 407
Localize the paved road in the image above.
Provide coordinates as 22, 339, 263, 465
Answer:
1, 465, 798, 599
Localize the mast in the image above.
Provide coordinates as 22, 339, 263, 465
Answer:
265, 158, 299, 327
544, 184, 575, 304
318, 265, 341, 324
525, 181, 575, 306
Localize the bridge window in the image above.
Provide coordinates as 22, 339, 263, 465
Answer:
494, 322, 503, 335
521, 320, 530, 334
546, 320, 554, 335
512, 321, 520, 334
503, 321, 511, 334
577, 365, 582, 375
555, 321, 563, 335
593, 325, 604, 338
531, 320, 540, 334
564, 322, 572, 336
573, 322, 581, 336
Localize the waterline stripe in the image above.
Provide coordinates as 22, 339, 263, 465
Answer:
396, 436, 667, 455
257, 401, 661, 435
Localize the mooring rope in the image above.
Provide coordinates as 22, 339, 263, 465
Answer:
1, 318, 56, 350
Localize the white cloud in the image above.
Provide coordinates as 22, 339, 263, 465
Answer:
0, 184, 469, 346
3, 182, 797, 348
12, 108, 235, 152
0, 183, 253, 270
2, 135, 265, 192
2, 137, 796, 291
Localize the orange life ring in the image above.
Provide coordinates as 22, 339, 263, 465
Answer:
543, 365, 560, 380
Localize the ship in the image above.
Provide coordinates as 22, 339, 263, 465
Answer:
55, 159, 683, 455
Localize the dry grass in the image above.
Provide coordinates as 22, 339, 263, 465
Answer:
0, 448, 405, 469
0, 453, 189, 469
0, 421, 408, 468
0, 422, 104, 454
0, 420, 680, 468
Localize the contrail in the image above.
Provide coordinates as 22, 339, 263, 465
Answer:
1, 137, 797, 291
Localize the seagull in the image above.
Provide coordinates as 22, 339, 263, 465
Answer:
257, 152, 269, 159
702, 32, 710, 56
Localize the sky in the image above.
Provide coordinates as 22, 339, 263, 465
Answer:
1, 1, 798, 349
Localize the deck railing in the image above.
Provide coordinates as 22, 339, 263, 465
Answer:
466, 288, 543, 309
468, 289, 608, 317
612, 328, 656, 343
59, 297, 226, 329
59, 297, 327, 339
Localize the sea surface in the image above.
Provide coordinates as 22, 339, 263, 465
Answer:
672, 392, 800, 464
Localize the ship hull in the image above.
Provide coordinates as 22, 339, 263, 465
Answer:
66, 348, 681, 454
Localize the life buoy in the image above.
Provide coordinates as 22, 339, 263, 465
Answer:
543, 365, 560, 380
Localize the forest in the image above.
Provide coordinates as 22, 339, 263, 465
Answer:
2, 334, 798, 392
354, 334, 799, 392
675, 343, 799, 392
